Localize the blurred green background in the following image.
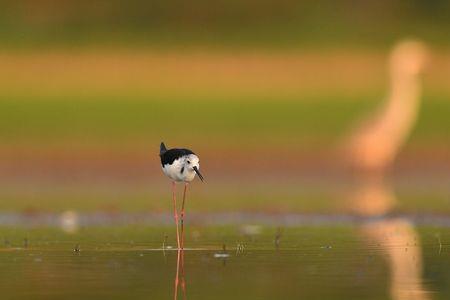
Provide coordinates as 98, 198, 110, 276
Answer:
0, 0, 449, 214
1, 4, 450, 300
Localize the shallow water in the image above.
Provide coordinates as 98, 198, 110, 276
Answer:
1, 219, 449, 300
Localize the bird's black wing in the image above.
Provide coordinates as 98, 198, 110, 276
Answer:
160, 148, 195, 166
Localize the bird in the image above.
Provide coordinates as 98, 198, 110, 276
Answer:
159, 142, 204, 250
344, 40, 429, 174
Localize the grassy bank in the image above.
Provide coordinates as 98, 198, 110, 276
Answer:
0, 94, 448, 147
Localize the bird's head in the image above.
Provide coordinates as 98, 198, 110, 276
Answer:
184, 154, 204, 181
390, 40, 429, 77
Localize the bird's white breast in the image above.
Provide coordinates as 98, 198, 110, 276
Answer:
162, 158, 196, 182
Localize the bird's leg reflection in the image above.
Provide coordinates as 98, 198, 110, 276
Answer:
180, 249, 187, 300
174, 248, 187, 300
362, 219, 431, 300
173, 249, 179, 300
348, 178, 431, 300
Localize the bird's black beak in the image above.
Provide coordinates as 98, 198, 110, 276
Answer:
193, 166, 204, 182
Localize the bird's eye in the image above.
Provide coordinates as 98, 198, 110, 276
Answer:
187, 161, 191, 164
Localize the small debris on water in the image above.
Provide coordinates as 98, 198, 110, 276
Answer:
236, 242, 246, 255
435, 233, 443, 255
214, 253, 230, 258
214, 243, 230, 259
274, 227, 283, 250
320, 245, 332, 249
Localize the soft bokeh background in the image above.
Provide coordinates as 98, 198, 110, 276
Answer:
2, 2, 450, 300
0, 0, 449, 214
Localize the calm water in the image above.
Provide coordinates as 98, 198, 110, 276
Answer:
0, 217, 449, 300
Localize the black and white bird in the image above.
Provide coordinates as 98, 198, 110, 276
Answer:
159, 142, 204, 249
160, 142, 204, 183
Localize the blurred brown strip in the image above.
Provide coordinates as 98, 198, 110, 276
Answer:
0, 49, 447, 96
0, 144, 448, 181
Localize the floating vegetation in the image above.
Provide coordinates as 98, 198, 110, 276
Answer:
236, 242, 246, 256
274, 227, 283, 250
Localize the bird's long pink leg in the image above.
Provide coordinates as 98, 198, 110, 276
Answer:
180, 183, 188, 249
172, 182, 181, 250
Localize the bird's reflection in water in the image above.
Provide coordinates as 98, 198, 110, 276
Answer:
362, 219, 431, 300
174, 249, 187, 300
347, 177, 432, 300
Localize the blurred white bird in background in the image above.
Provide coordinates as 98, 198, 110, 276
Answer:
345, 40, 429, 173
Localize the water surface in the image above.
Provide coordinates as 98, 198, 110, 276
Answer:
0, 219, 449, 300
